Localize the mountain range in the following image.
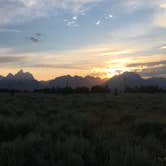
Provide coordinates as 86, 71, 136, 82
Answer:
0, 70, 166, 91
0, 70, 106, 91
106, 72, 166, 90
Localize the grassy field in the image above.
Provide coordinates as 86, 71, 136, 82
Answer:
0, 93, 165, 166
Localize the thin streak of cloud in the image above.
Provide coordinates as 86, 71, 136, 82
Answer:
127, 60, 166, 68
160, 46, 166, 49
0, 28, 21, 33
138, 65, 166, 78
0, 56, 28, 63
160, 3, 166, 9
27, 64, 88, 70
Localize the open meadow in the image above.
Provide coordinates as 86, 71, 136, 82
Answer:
0, 93, 165, 166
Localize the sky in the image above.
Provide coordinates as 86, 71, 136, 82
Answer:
0, 0, 166, 80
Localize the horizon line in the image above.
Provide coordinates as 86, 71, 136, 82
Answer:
0, 69, 163, 82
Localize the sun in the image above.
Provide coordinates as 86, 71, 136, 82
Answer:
107, 66, 130, 77
90, 66, 130, 78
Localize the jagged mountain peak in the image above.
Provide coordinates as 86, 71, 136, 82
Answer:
0, 70, 39, 91
14, 70, 35, 80
6, 73, 14, 79
16, 69, 24, 74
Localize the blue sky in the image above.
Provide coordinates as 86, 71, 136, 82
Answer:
0, 0, 166, 80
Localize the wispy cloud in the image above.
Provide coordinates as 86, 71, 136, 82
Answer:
127, 60, 166, 68
64, 16, 79, 27
27, 63, 89, 70
160, 45, 166, 49
96, 20, 101, 26
138, 66, 166, 78
160, 3, 166, 9
0, 56, 28, 63
0, 0, 100, 25
154, 11, 166, 28
0, 28, 21, 33
0, 48, 13, 54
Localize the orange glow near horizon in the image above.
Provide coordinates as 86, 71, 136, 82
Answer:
90, 65, 131, 79
0, 45, 166, 80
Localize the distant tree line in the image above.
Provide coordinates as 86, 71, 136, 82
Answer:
0, 89, 21, 93
34, 85, 166, 94
34, 86, 110, 94
125, 86, 166, 93
0, 85, 166, 94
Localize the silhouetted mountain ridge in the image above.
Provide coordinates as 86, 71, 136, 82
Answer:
0, 70, 39, 91
49, 75, 104, 88
106, 72, 166, 90
0, 70, 106, 91
0, 70, 166, 91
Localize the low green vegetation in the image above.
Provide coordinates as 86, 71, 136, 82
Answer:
0, 93, 165, 166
